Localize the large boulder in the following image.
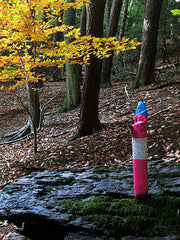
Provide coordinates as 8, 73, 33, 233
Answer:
0, 161, 179, 239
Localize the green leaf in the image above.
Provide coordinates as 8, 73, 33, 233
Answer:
170, 9, 180, 16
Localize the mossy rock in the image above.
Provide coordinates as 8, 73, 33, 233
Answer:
98, 196, 180, 237
150, 171, 180, 180
55, 196, 180, 238
93, 166, 112, 174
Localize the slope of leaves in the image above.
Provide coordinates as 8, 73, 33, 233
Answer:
0, 63, 179, 189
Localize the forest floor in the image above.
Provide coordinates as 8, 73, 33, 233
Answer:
0, 59, 179, 238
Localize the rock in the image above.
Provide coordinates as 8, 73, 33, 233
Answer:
0, 160, 179, 239
3, 232, 30, 240
64, 231, 115, 240
121, 235, 180, 240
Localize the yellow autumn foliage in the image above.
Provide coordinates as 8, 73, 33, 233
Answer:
0, 0, 140, 90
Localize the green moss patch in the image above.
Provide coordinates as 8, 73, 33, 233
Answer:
55, 196, 180, 238
150, 171, 180, 180
96, 197, 180, 237
93, 166, 111, 174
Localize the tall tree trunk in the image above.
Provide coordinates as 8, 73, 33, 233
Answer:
77, 0, 106, 137
4, 3, 41, 154
63, 0, 81, 111
119, 0, 130, 40
26, 82, 40, 153
133, 0, 163, 89
101, 0, 123, 88
80, 5, 87, 36
52, 12, 65, 81
161, 0, 170, 64
25, 3, 41, 154
79, 5, 87, 84
105, 0, 113, 37
53, 13, 64, 42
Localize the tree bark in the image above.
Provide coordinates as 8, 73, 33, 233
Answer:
105, 0, 113, 37
26, 82, 40, 153
53, 13, 64, 42
133, 0, 164, 88
80, 5, 87, 36
4, 3, 41, 154
119, 0, 130, 40
77, 0, 106, 137
63, 0, 81, 111
101, 0, 123, 88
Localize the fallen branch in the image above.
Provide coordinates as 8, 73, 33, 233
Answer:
125, 85, 131, 103
149, 105, 180, 117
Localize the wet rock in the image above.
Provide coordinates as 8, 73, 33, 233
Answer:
4, 232, 30, 240
121, 235, 180, 240
0, 160, 179, 239
64, 231, 115, 240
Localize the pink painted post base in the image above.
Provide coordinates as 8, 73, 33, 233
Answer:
133, 159, 148, 198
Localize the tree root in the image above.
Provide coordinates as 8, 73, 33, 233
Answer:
0, 123, 33, 145
52, 104, 68, 116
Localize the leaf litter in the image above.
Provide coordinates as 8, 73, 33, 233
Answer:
0, 64, 179, 238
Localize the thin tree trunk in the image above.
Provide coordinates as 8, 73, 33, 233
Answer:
161, 0, 170, 64
53, 13, 64, 42
101, 0, 123, 88
4, 3, 41, 153
119, 0, 129, 40
63, 0, 81, 111
26, 83, 40, 154
105, 0, 113, 37
79, 5, 87, 84
133, 0, 163, 88
80, 6, 86, 36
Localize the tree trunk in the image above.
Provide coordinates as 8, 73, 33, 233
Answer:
80, 6, 86, 36
77, 0, 106, 137
101, 0, 123, 88
63, 0, 81, 111
53, 13, 64, 42
133, 0, 163, 88
26, 83, 40, 131
161, 0, 170, 64
26, 82, 41, 153
105, 0, 113, 37
119, 0, 130, 40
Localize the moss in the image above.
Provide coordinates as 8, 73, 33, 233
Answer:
109, 198, 155, 217
93, 167, 111, 174
83, 196, 111, 214
85, 196, 180, 237
55, 199, 84, 214
151, 171, 180, 180
55, 196, 180, 238
169, 162, 180, 167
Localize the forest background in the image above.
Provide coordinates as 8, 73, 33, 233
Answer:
0, 0, 179, 189
0, 0, 179, 236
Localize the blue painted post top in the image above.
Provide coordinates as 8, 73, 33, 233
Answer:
135, 102, 147, 117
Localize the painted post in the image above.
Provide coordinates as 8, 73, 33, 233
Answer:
131, 102, 148, 198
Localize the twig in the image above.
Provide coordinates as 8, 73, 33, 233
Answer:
124, 85, 131, 103
149, 106, 180, 117
39, 89, 61, 126
41, 89, 61, 112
